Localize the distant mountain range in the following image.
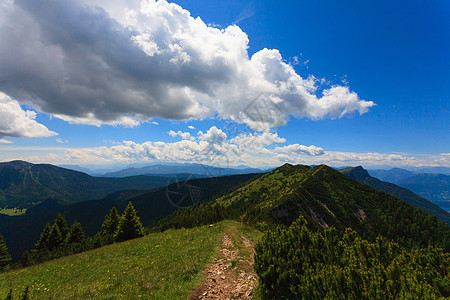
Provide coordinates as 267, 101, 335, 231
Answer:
98, 163, 263, 178
367, 168, 417, 182
367, 167, 450, 211
410, 166, 450, 175
396, 173, 450, 209
59, 163, 265, 177
0, 160, 177, 208
341, 166, 449, 224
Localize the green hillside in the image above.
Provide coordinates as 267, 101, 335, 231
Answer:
0, 220, 260, 299
0, 161, 173, 208
162, 164, 450, 250
340, 166, 450, 225
1, 163, 449, 299
0, 173, 258, 261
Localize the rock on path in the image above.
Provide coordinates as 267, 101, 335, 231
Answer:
191, 232, 257, 299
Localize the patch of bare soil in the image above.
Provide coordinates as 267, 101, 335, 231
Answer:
190, 233, 257, 299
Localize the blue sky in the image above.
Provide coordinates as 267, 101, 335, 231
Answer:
0, 0, 448, 169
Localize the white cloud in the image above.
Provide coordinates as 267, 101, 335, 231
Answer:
0, 139, 12, 144
231, 131, 286, 147
62, 126, 320, 167
150, 121, 159, 125
188, 125, 195, 130
0, 0, 374, 129
230, 131, 286, 154
53, 114, 140, 128
63, 141, 432, 169
56, 138, 64, 143
275, 144, 324, 156
1, 133, 448, 169
168, 130, 192, 140
0, 92, 57, 139
282, 151, 422, 168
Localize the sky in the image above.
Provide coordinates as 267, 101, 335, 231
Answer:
0, 0, 449, 170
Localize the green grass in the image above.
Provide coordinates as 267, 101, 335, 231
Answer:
0, 223, 229, 299
0, 207, 27, 216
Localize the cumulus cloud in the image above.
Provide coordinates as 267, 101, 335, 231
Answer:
275, 144, 325, 156
286, 151, 424, 168
231, 131, 286, 153
63, 138, 434, 169
1, 126, 447, 168
0, 92, 57, 139
168, 130, 192, 140
0, 0, 374, 129
63, 126, 322, 166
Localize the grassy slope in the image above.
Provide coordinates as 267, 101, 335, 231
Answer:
0, 221, 260, 299
0, 173, 259, 261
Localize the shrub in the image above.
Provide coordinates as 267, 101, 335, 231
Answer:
254, 216, 449, 299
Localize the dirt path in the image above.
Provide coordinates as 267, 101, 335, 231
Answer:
190, 230, 257, 299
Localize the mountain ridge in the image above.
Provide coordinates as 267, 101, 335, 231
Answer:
163, 163, 450, 250
340, 166, 450, 225
0, 160, 174, 208
100, 163, 263, 178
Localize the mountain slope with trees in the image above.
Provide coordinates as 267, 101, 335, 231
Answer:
340, 166, 450, 225
0, 160, 174, 208
161, 164, 450, 250
0, 173, 258, 260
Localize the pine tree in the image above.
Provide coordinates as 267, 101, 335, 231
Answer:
0, 233, 12, 270
67, 221, 85, 244
20, 250, 33, 267
54, 213, 69, 241
101, 206, 120, 236
114, 202, 144, 242
35, 223, 51, 251
47, 223, 62, 250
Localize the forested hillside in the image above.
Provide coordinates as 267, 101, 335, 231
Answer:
340, 166, 450, 225
0, 161, 172, 208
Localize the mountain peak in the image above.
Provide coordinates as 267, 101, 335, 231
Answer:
339, 166, 371, 180
0, 160, 34, 170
